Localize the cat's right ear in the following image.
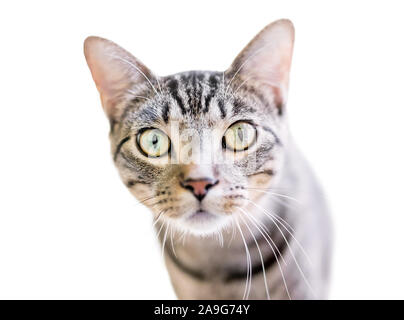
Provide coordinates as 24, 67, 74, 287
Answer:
84, 36, 156, 121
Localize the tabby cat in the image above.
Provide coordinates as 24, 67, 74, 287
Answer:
84, 19, 332, 299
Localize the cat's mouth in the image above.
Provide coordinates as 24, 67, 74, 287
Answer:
176, 207, 231, 236
187, 209, 215, 222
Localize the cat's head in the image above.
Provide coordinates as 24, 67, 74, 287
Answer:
84, 19, 294, 236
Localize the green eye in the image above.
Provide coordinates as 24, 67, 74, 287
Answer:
137, 128, 170, 157
223, 121, 256, 151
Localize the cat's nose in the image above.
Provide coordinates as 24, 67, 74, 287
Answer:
180, 178, 219, 201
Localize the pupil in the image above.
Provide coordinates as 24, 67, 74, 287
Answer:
152, 134, 158, 146
237, 127, 244, 141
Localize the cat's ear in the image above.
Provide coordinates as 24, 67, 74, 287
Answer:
226, 19, 294, 113
84, 36, 156, 120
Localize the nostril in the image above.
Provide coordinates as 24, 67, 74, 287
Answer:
180, 178, 219, 201
205, 180, 219, 191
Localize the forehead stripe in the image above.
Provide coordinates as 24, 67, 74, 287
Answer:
203, 74, 220, 113
162, 102, 170, 123
217, 99, 226, 119
167, 79, 186, 115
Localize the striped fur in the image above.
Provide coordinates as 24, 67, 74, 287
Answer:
84, 19, 332, 300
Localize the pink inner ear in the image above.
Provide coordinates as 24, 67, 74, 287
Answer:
246, 41, 293, 99
98, 69, 130, 111
226, 20, 294, 108
85, 36, 158, 121
87, 52, 127, 105
84, 37, 146, 120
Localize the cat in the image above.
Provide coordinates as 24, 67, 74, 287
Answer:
84, 19, 332, 300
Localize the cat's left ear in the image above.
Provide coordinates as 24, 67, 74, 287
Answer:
84, 36, 157, 121
226, 19, 294, 113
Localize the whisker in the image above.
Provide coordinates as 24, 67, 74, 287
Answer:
247, 199, 312, 266
107, 54, 160, 96
266, 194, 300, 212
170, 224, 177, 258
155, 220, 166, 240
237, 206, 291, 299
238, 214, 270, 300
228, 220, 237, 248
126, 91, 151, 101
152, 209, 165, 228
134, 195, 162, 208
161, 221, 170, 259
246, 188, 300, 203
242, 207, 287, 265
144, 200, 167, 210
246, 199, 316, 297
234, 76, 254, 94
235, 218, 252, 300
218, 231, 224, 248
225, 42, 276, 95
248, 198, 296, 235
179, 230, 188, 246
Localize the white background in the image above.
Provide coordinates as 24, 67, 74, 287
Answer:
0, 0, 403, 299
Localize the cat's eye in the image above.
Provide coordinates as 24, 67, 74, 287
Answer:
223, 121, 257, 151
136, 128, 170, 157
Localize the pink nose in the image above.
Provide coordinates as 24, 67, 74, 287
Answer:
180, 178, 219, 201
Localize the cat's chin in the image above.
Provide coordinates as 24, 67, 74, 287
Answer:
175, 210, 230, 237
